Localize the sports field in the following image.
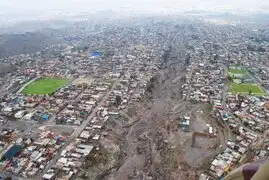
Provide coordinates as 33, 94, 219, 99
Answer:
22, 77, 69, 95
229, 83, 265, 96
228, 66, 248, 77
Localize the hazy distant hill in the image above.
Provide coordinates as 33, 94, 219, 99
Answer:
0, 31, 60, 58
0, 20, 70, 34
0, 20, 71, 58
0, 62, 15, 75
185, 11, 269, 24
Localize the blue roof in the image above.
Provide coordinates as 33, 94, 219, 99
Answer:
56, 136, 61, 142
2, 145, 22, 160
42, 114, 50, 121
91, 51, 102, 57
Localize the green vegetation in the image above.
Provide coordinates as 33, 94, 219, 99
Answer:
228, 66, 248, 77
229, 83, 265, 96
229, 68, 246, 75
22, 77, 69, 95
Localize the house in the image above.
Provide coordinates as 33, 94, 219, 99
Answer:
75, 144, 94, 156
14, 110, 26, 119
43, 173, 56, 180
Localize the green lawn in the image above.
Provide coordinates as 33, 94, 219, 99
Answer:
229, 83, 265, 96
22, 77, 69, 95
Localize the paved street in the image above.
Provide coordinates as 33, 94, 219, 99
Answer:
42, 58, 138, 175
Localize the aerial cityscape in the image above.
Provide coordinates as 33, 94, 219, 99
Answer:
0, 1, 269, 180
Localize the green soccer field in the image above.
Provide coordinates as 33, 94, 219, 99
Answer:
229, 83, 265, 96
22, 77, 69, 95
228, 66, 248, 77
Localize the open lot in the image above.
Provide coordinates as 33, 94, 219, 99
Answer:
229, 83, 265, 95
22, 77, 69, 95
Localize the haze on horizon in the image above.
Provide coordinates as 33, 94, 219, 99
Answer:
0, 0, 268, 13
0, 0, 268, 26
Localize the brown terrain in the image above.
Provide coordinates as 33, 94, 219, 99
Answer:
80, 36, 228, 180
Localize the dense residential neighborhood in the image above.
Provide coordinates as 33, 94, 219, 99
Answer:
0, 13, 268, 180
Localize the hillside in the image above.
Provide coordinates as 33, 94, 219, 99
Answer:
0, 31, 60, 58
